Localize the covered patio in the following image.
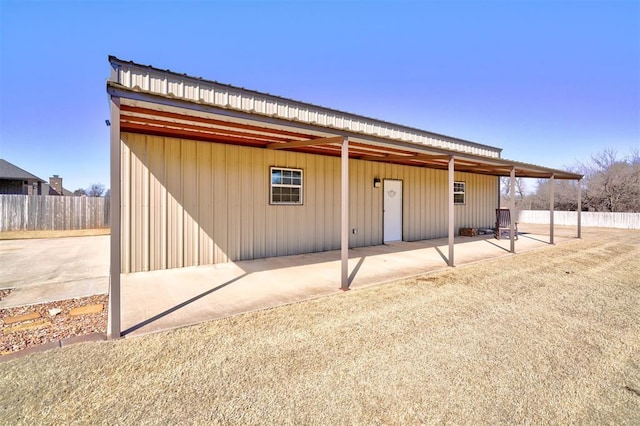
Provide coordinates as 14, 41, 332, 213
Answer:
107, 57, 583, 338
120, 224, 576, 337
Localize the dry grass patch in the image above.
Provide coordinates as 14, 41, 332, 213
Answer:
1, 228, 639, 423
0, 229, 110, 240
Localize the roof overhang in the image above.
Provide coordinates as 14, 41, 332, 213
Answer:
107, 82, 583, 180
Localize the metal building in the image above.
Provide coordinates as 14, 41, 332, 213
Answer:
106, 56, 582, 337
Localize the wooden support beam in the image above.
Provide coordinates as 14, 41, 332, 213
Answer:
120, 121, 267, 147
341, 136, 349, 290
121, 114, 291, 143
108, 97, 121, 339
448, 156, 455, 267
267, 135, 343, 150
120, 104, 313, 139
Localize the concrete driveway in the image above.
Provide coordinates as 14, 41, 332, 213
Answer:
0, 236, 109, 308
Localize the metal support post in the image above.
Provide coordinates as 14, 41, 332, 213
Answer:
448, 156, 455, 266
108, 96, 122, 339
577, 178, 582, 238
550, 174, 555, 245
510, 167, 516, 253
341, 136, 349, 289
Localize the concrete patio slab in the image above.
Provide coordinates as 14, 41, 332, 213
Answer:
121, 227, 574, 337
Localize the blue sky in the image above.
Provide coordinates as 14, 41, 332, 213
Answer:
1, 0, 638, 192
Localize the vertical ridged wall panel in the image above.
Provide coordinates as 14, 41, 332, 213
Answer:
197, 142, 213, 265
182, 140, 199, 267
212, 143, 229, 264
165, 139, 183, 269
120, 140, 131, 272
148, 136, 166, 271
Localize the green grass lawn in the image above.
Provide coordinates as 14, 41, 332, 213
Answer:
1, 228, 639, 424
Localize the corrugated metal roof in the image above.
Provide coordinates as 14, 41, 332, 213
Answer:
107, 57, 582, 180
108, 85, 582, 180
0, 159, 45, 182
108, 56, 502, 159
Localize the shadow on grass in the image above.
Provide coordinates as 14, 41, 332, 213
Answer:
519, 233, 551, 244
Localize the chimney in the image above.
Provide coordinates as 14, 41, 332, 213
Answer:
49, 175, 63, 196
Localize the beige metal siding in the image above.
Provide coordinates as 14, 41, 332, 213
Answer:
113, 60, 501, 158
121, 133, 343, 273
148, 135, 166, 270
196, 142, 213, 265
166, 138, 183, 269
121, 133, 498, 273
346, 161, 497, 247
120, 139, 131, 272
182, 140, 199, 267
454, 172, 498, 230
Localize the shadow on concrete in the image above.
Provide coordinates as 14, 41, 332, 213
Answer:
232, 236, 500, 273
483, 239, 513, 252
434, 246, 449, 265
347, 256, 366, 288
121, 273, 249, 336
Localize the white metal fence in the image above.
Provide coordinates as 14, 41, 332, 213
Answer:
516, 210, 640, 230
0, 195, 110, 231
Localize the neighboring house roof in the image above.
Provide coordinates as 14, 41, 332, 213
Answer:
41, 183, 74, 196
0, 159, 45, 182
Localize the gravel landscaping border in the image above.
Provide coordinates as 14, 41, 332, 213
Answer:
0, 294, 107, 355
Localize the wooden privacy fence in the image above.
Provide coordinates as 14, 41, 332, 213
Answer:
516, 210, 640, 230
0, 195, 110, 231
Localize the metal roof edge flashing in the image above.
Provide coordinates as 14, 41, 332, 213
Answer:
107, 83, 496, 159
109, 82, 582, 180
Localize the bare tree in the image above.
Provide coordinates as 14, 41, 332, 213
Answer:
73, 188, 87, 196
530, 179, 581, 211
528, 148, 640, 212
582, 150, 640, 212
86, 183, 105, 197
629, 147, 640, 165
500, 177, 526, 199
500, 177, 529, 208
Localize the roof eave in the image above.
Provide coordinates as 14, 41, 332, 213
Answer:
108, 83, 582, 181
108, 56, 503, 155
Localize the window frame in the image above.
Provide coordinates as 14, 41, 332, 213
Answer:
454, 181, 466, 205
270, 166, 304, 205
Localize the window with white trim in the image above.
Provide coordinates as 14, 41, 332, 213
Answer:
270, 167, 303, 205
454, 181, 466, 204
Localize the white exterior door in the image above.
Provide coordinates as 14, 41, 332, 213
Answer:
383, 179, 403, 242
